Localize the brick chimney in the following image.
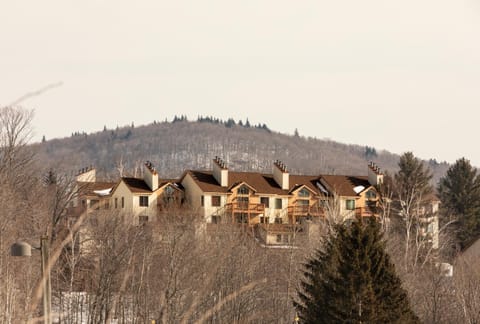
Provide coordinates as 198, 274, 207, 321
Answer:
76, 165, 96, 182
144, 161, 159, 191
273, 160, 289, 190
368, 161, 384, 186
213, 156, 228, 187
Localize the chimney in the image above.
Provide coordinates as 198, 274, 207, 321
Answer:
76, 165, 96, 182
143, 161, 159, 191
273, 160, 289, 190
368, 161, 384, 186
213, 156, 229, 187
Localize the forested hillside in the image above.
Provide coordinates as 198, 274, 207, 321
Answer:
34, 117, 449, 182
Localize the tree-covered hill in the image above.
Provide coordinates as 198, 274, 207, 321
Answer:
33, 117, 449, 182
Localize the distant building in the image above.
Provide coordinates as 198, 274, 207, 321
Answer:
70, 158, 422, 247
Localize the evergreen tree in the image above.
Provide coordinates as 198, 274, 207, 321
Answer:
395, 152, 433, 200
437, 157, 480, 247
295, 220, 419, 323
364, 146, 377, 159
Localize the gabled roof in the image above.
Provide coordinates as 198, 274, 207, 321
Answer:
183, 170, 288, 195
288, 183, 318, 195
289, 175, 323, 195
121, 177, 152, 193
228, 181, 257, 193
77, 181, 116, 197
320, 175, 372, 197
230, 172, 286, 195
183, 170, 373, 197
121, 177, 183, 194
159, 181, 184, 192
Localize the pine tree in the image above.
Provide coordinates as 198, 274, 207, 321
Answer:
437, 157, 480, 247
395, 152, 433, 200
295, 220, 419, 323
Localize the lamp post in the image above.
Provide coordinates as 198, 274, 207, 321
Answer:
11, 236, 52, 324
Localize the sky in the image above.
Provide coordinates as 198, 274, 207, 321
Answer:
1, 1, 480, 166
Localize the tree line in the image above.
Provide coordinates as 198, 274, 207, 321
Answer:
3, 105, 480, 323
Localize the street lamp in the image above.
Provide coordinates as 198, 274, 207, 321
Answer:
11, 236, 52, 324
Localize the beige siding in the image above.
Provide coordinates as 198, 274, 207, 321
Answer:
181, 174, 206, 216
109, 181, 157, 224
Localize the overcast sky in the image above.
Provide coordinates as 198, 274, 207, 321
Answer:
1, 1, 479, 166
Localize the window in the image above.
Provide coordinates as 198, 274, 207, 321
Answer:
260, 197, 270, 208
298, 188, 310, 197
366, 189, 377, 199
238, 185, 249, 195
212, 196, 221, 207
275, 198, 283, 209
165, 185, 174, 195
346, 199, 355, 210
283, 235, 290, 243
114, 198, 118, 209
139, 196, 149, 207
237, 196, 249, 209
211, 215, 221, 224
276, 234, 282, 243
139, 215, 148, 224
275, 217, 283, 224
104, 200, 110, 209
298, 199, 309, 206
121, 197, 125, 208
201, 195, 204, 207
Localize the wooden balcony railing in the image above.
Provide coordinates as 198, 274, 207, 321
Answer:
225, 202, 265, 214
355, 207, 377, 218
287, 205, 324, 218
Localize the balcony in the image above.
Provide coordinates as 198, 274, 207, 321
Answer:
225, 202, 265, 214
355, 207, 377, 218
287, 201, 325, 223
224, 202, 266, 227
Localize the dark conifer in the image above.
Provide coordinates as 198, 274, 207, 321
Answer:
438, 157, 480, 247
295, 220, 419, 323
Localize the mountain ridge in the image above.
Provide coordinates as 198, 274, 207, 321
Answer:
33, 119, 449, 183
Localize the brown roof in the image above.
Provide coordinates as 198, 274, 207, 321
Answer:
122, 177, 183, 194
185, 170, 371, 197
185, 170, 287, 195
320, 175, 371, 197
289, 175, 323, 194
78, 181, 116, 197
122, 177, 153, 194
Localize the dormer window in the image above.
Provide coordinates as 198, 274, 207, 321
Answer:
165, 185, 174, 195
238, 185, 249, 195
366, 189, 377, 199
298, 188, 310, 197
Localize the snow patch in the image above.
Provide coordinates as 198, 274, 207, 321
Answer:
353, 185, 365, 194
93, 188, 112, 196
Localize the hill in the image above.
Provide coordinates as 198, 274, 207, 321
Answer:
33, 118, 449, 183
